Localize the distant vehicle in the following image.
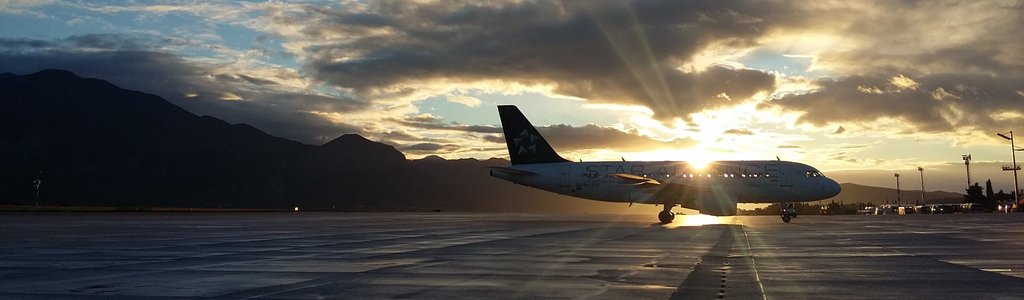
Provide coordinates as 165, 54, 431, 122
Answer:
875, 204, 896, 215
931, 204, 955, 214
490, 105, 842, 224
959, 203, 987, 213
877, 204, 920, 215
857, 206, 875, 215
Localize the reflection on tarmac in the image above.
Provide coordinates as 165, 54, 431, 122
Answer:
0, 213, 1022, 299
672, 214, 722, 227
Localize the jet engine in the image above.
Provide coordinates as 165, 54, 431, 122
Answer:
681, 195, 738, 216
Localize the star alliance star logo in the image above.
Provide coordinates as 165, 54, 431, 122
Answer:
513, 129, 539, 155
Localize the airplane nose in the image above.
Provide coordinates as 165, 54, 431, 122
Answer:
825, 179, 841, 198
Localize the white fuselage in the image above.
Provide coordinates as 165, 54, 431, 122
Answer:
492, 160, 841, 205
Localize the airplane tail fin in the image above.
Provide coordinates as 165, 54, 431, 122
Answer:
497, 105, 569, 165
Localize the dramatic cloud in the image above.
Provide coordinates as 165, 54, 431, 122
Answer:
282, 0, 1024, 133
765, 73, 1024, 133
287, 0, 787, 119
4, 0, 1023, 181
761, 1, 1024, 134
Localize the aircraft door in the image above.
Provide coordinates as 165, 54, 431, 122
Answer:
779, 164, 793, 187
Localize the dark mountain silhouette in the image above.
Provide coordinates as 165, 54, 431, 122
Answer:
322, 134, 406, 163
0, 69, 648, 213
1, 70, 434, 209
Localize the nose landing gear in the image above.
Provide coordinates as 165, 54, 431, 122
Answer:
658, 205, 676, 224
780, 203, 797, 223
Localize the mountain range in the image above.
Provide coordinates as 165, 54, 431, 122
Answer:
0, 70, 965, 212
0, 70, 648, 213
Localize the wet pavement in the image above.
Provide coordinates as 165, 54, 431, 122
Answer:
1, 212, 1022, 299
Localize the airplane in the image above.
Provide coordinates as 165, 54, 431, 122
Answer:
489, 105, 842, 223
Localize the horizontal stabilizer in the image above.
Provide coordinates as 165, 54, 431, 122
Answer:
489, 166, 539, 177
612, 173, 661, 186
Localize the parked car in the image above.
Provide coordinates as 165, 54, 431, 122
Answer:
931, 204, 955, 214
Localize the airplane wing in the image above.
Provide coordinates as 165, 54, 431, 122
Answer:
611, 173, 661, 187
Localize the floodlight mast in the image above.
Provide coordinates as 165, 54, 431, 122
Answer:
997, 131, 1020, 208
894, 173, 901, 205
962, 154, 971, 190
918, 167, 925, 205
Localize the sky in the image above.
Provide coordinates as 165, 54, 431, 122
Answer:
1, 0, 1023, 194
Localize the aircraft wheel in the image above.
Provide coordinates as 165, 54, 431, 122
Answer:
658, 210, 675, 224
782, 215, 792, 223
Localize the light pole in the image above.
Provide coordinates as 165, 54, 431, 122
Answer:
918, 167, 925, 205
894, 173, 901, 205
962, 154, 972, 189
997, 131, 1020, 209
32, 178, 42, 207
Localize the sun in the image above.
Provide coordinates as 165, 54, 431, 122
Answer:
619, 148, 718, 173
685, 148, 716, 171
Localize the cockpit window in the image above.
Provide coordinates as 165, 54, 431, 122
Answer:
805, 170, 825, 177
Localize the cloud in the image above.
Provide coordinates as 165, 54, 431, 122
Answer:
0, 0, 56, 16
288, 0, 787, 120
839, 144, 870, 149
402, 115, 697, 154
536, 124, 695, 153
724, 128, 754, 135
75, 1, 261, 24
0, 34, 367, 144
399, 143, 462, 154
392, 117, 502, 134
389, 111, 698, 154
755, 1, 1024, 133
763, 73, 1024, 133
445, 94, 482, 107
7, 0, 1024, 161
482, 135, 505, 144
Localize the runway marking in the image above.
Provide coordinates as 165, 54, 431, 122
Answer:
671, 226, 737, 300
740, 225, 767, 300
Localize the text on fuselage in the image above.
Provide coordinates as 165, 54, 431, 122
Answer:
582, 163, 781, 179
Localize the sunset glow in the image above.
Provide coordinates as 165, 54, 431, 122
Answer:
2, 0, 1021, 193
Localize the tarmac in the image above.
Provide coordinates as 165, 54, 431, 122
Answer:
1, 212, 1023, 299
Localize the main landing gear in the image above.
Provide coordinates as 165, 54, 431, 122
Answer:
780, 203, 797, 223
658, 204, 676, 224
